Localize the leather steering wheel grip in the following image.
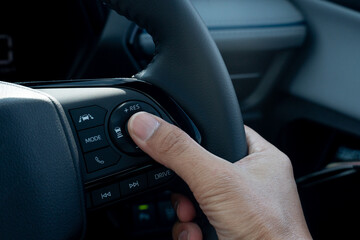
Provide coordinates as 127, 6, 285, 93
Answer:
104, 0, 248, 161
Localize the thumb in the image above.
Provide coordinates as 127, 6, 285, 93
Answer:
127, 112, 226, 188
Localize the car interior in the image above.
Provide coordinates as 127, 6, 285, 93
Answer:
1, 0, 359, 239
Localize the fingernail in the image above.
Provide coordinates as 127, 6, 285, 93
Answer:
178, 230, 189, 240
128, 112, 160, 141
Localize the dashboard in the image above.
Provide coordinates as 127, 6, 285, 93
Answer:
0, 0, 109, 82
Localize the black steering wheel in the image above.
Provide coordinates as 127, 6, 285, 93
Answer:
0, 0, 247, 239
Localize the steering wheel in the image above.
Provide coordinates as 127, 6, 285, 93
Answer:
0, 0, 247, 239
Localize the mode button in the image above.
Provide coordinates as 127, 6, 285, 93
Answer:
78, 126, 108, 152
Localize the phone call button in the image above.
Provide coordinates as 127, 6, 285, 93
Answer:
84, 147, 121, 173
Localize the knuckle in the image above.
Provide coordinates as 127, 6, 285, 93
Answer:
283, 156, 294, 172
275, 152, 294, 172
157, 128, 191, 156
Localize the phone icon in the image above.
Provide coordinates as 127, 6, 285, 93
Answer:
95, 156, 105, 165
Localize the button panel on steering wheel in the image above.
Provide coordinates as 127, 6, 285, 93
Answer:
39, 83, 200, 210
109, 101, 160, 155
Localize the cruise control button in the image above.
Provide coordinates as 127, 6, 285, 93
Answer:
109, 101, 160, 155
147, 168, 174, 187
132, 203, 156, 228
120, 174, 147, 196
70, 105, 107, 130
78, 126, 108, 152
84, 147, 121, 173
91, 184, 120, 207
158, 201, 176, 225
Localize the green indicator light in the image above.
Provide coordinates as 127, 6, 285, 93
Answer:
138, 204, 149, 211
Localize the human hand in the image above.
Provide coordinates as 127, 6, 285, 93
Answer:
127, 112, 312, 240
